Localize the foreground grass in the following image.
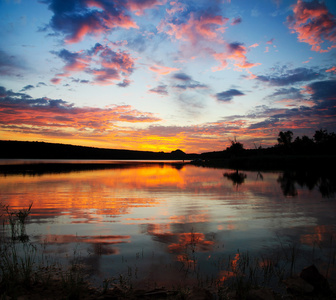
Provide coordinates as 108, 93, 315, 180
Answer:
1, 204, 336, 299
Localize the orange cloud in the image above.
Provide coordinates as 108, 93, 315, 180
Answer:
326, 66, 336, 73
287, 0, 336, 52
212, 42, 261, 71
0, 89, 161, 142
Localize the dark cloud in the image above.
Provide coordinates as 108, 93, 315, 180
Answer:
43, 0, 138, 44
172, 73, 192, 81
248, 117, 280, 129
37, 82, 47, 87
256, 67, 322, 86
247, 80, 336, 133
172, 73, 208, 91
231, 17, 242, 25
149, 85, 168, 96
20, 85, 35, 92
117, 79, 131, 88
175, 83, 208, 90
215, 89, 245, 102
306, 80, 336, 102
267, 87, 303, 101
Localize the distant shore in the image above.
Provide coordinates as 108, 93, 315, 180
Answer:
192, 154, 336, 171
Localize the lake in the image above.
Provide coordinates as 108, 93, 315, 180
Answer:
1, 160, 335, 293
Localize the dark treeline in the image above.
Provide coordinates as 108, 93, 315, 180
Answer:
0, 140, 197, 160
200, 129, 336, 170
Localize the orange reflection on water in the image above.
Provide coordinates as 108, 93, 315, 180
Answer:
168, 232, 214, 253
218, 253, 240, 283
41, 234, 130, 245
300, 225, 335, 246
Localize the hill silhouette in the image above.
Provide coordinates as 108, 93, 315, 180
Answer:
0, 140, 197, 160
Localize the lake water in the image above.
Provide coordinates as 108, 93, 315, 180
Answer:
1, 160, 335, 291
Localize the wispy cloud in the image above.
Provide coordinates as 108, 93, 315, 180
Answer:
172, 73, 208, 91
149, 64, 179, 75
149, 85, 168, 96
0, 49, 26, 76
255, 67, 322, 86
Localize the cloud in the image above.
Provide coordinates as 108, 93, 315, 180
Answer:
172, 73, 192, 81
266, 38, 275, 44
304, 80, 336, 103
326, 66, 336, 74
0, 86, 161, 137
44, 0, 139, 44
215, 89, 245, 102
231, 17, 242, 25
247, 80, 336, 135
51, 44, 135, 86
287, 0, 336, 52
149, 85, 168, 96
255, 67, 322, 86
117, 79, 131, 87
20, 85, 35, 92
249, 43, 259, 48
158, 10, 229, 45
149, 64, 180, 75
172, 73, 208, 90
127, 0, 166, 16
0, 49, 26, 76
213, 42, 261, 71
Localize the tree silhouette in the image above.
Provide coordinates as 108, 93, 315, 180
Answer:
226, 137, 244, 156
277, 131, 293, 147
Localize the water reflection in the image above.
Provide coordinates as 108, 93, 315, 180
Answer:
223, 170, 247, 188
1, 162, 335, 290
277, 170, 336, 197
220, 168, 336, 197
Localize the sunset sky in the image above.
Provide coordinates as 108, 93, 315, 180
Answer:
1, 0, 336, 153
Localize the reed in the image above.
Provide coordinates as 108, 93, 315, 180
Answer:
1, 204, 335, 299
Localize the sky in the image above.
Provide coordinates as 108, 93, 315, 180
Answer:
1, 0, 336, 153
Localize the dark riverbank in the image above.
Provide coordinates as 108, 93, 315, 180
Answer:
194, 154, 336, 171
0, 140, 197, 160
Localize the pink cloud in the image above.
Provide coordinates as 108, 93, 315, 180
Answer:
51, 45, 135, 86
266, 38, 275, 44
50, 77, 62, 84
249, 43, 259, 48
0, 89, 161, 140
158, 12, 228, 45
127, 0, 166, 16
149, 64, 180, 75
212, 42, 261, 71
287, 0, 336, 52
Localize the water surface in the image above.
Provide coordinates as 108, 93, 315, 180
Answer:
1, 161, 335, 289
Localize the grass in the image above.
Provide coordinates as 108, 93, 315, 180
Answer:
0, 203, 335, 299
